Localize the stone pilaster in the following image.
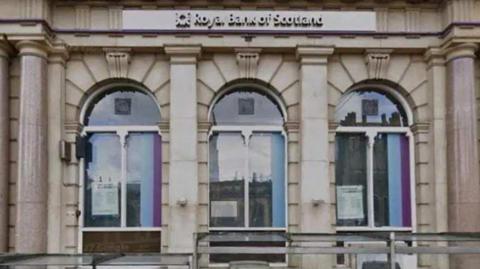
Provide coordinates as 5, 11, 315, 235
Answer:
445, 43, 480, 269
297, 45, 334, 269
164, 44, 201, 253
0, 39, 12, 253
15, 40, 49, 253
425, 48, 449, 269
47, 47, 68, 253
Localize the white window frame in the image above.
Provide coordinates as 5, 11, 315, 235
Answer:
207, 125, 288, 231
335, 126, 416, 232
334, 84, 416, 232
206, 84, 289, 266
207, 125, 289, 267
78, 125, 163, 252
77, 83, 163, 253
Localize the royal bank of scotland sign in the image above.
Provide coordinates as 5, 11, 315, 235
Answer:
123, 10, 376, 32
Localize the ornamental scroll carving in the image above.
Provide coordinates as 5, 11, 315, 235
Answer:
105, 49, 131, 78
236, 49, 261, 79
365, 49, 392, 79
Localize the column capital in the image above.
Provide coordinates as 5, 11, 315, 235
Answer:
48, 45, 69, 66
164, 44, 202, 64
424, 47, 446, 68
444, 43, 477, 63
296, 45, 334, 65
16, 40, 49, 59
0, 40, 14, 59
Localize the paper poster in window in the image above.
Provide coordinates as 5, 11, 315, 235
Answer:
92, 182, 119, 216
211, 201, 237, 218
337, 185, 364, 220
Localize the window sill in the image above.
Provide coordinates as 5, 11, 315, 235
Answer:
208, 262, 288, 268
208, 227, 287, 231
81, 227, 162, 232
336, 226, 413, 232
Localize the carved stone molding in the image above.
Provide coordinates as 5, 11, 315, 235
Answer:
75, 5, 91, 30
405, 8, 420, 32
235, 48, 261, 79
365, 49, 393, 79
20, 0, 47, 19
164, 45, 202, 64
296, 45, 334, 65
104, 49, 131, 78
108, 6, 123, 30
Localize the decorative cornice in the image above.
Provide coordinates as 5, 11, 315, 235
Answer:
296, 45, 334, 65
365, 49, 393, 79
424, 48, 445, 68
235, 48, 261, 79
444, 43, 478, 63
104, 48, 131, 78
296, 46, 335, 56
164, 45, 202, 65
16, 40, 48, 59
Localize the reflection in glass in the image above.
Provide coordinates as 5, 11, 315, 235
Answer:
335, 133, 368, 226
209, 133, 246, 227
373, 133, 411, 227
248, 133, 285, 227
126, 133, 162, 227
335, 90, 408, 127
85, 88, 160, 126
84, 133, 121, 227
211, 90, 283, 125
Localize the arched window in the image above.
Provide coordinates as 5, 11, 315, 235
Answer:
335, 87, 413, 229
80, 85, 162, 252
208, 87, 287, 262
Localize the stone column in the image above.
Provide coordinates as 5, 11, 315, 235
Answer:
47, 48, 68, 253
296, 46, 334, 268
164, 45, 201, 253
15, 41, 48, 253
445, 43, 480, 269
0, 40, 12, 253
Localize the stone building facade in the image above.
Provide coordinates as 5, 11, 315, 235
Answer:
0, 0, 480, 269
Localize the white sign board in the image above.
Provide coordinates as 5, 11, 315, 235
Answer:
92, 182, 119, 216
123, 10, 376, 32
211, 201, 238, 218
337, 185, 364, 220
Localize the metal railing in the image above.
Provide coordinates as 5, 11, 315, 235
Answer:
2, 232, 480, 268
0, 253, 192, 268
195, 232, 480, 269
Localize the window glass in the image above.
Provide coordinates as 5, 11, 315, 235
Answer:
373, 133, 411, 227
335, 90, 408, 127
335, 133, 368, 227
211, 90, 283, 125
126, 133, 162, 227
209, 133, 246, 227
85, 89, 160, 126
248, 133, 285, 228
84, 133, 122, 227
